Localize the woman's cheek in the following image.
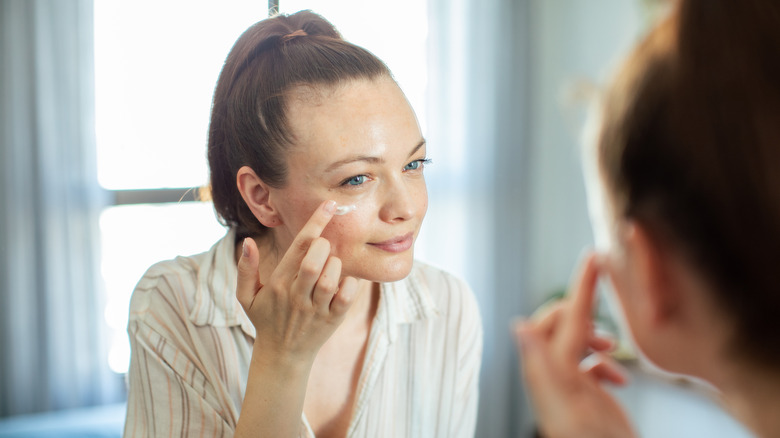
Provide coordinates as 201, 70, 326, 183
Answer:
323, 213, 365, 254
419, 185, 429, 219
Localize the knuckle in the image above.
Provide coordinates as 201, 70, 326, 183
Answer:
295, 237, 312, 253
299, 260, 321, 278
265, 279, 285, 296
317, 277, 337, 294
331, 290, 348, 308
237, 260, 254, 276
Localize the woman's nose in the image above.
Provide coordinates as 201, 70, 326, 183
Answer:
378, 177, 425, 223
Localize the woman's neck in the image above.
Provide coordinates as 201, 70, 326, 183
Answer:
339, 280, 379, 330
713, 360, 780, 438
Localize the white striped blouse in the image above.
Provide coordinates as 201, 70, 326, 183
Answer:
123, 229, 483, 437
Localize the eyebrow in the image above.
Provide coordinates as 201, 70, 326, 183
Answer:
323, 139, 426, 173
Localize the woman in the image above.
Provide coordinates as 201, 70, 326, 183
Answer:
124, 11, 482, 438
515, 0, 780, 437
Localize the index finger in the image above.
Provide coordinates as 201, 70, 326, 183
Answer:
278, 200, 337, 267
556, 252, 602, 362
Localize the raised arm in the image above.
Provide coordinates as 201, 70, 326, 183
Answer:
234, 200, 359, 438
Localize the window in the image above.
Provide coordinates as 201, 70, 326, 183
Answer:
94, 0, 428, 374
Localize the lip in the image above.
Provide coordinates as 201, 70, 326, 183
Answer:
368, 232, 414, 253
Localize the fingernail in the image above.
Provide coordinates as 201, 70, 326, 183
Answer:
324, 200, 337, 214
242, 238, 250, 258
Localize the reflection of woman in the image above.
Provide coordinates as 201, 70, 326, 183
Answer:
514, 1, 780, 437
124, 11, 482, 438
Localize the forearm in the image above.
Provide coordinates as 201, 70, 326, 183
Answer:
234, 348, 313, 438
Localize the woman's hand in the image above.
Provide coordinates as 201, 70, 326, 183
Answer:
234, 200, 359, 436
236, 200, 359, 367
513, 253, 638, 438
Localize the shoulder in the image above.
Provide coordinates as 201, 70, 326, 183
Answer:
128, 252, 208, 322
128, 230, 239, 331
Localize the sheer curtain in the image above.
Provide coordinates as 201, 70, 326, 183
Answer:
0, 0, 123, 416
423, 0, 534, 436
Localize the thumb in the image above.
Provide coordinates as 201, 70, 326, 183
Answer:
236, 237, 263, 309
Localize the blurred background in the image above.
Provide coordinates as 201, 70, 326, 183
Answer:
0, 0, 755, 437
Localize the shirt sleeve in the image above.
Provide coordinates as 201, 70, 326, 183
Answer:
123, 271, 236, 438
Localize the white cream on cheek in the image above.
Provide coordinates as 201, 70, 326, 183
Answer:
334, 203, 357, 215
323, 203, 377, 278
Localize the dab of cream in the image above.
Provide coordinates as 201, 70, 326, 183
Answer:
334, 204, 357, 215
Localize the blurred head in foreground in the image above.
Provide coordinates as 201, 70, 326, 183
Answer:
593, 0, 780, 379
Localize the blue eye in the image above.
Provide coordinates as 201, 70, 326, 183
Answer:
343, 175, 367, 186
404, 158, 431, 171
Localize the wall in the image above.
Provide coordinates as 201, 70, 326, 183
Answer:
526, 0, 643, 310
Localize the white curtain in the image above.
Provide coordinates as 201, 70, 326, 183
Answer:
0, 0, 124, 416
423, 0, 535, 436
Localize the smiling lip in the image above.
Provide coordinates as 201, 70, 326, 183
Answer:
368, 232, 414, 253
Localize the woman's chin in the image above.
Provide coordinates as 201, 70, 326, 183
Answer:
345, 255, 415, 284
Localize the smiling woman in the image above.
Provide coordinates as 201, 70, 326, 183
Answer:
95, 0, 430, 379
236, 78, 429, 283
123, 10, 482, 438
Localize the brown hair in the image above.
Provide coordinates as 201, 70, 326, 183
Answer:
207, 10, 391, 240
598, 0, 780, 366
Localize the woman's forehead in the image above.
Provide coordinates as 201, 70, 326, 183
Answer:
283, 78, 420, 163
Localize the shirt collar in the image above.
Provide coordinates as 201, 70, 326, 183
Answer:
189, 229, 256, 337
377, 265, 440, 342
189, 229, 439, 340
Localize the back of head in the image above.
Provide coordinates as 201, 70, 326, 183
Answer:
598, 0, 780, 366
206, 10, 391, 240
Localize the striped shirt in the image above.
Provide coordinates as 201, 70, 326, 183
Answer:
124, 229, 482, 437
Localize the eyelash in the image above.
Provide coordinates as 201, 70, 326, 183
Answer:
405, 158, 432, 172
339, 158, 432, 187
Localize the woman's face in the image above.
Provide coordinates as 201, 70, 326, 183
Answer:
269, 77, 428, 283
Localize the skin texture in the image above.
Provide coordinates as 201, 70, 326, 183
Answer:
233, 77, 428, 438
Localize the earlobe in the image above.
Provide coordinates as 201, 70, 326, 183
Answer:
236, 165, 282, 227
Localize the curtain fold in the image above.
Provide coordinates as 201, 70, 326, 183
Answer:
0, 0, 123, 417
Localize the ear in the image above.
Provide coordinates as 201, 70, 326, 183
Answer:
621, 220, 680, 327
236, 165, 282, 228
